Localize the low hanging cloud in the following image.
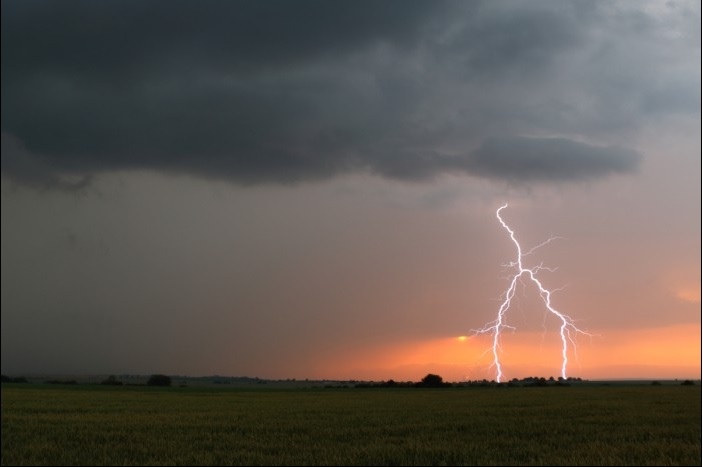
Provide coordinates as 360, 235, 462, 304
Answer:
464, 137, 641, 182
1, 1, 696, 187
1, 132, 90, 191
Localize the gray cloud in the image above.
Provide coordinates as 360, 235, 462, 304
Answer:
1, 132, 90, 190
464, 137, 641, 182
1, 1, 439, 77
2, 0, 697, 187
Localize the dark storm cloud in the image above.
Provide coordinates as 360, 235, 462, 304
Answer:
2, 0, 696, 187
1, 0, 438, 77
1, 132, 90, 190
464, 137, 641, 182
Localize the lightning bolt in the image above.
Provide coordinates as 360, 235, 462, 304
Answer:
473, 203, 589, 382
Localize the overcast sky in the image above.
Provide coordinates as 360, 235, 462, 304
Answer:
1, 0, 700, 381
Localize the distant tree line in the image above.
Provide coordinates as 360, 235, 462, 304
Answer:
352, 374, 591, 389
354, 374, 452, 388
664, 380, 696, 386
2, 373, 697, 388
1, 375, 28, 383
350, 375, 700, 389
1, 374, 173, 386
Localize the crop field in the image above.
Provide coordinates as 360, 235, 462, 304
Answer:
1, 384, 700, 466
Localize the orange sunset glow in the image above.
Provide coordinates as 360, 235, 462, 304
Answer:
310, 323, 701, 382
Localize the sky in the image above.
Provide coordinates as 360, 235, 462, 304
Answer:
1, 0, 700, 382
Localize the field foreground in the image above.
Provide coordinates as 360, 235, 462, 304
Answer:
1, 384, 700, 466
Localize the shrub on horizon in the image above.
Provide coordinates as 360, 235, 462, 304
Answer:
147, 374, 172, 387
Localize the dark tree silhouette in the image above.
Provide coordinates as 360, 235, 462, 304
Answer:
101, 375, 123, 386
147, 374, 172, 387
420, 374, 445, 387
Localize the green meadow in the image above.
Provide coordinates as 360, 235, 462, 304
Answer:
1, 384, 700, 466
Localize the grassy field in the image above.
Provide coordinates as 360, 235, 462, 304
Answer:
1, 384, 700, 466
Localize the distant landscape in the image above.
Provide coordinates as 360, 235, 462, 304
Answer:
1, 372, 700, 388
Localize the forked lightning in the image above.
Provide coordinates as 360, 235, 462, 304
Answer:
473, 204, 589, 382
